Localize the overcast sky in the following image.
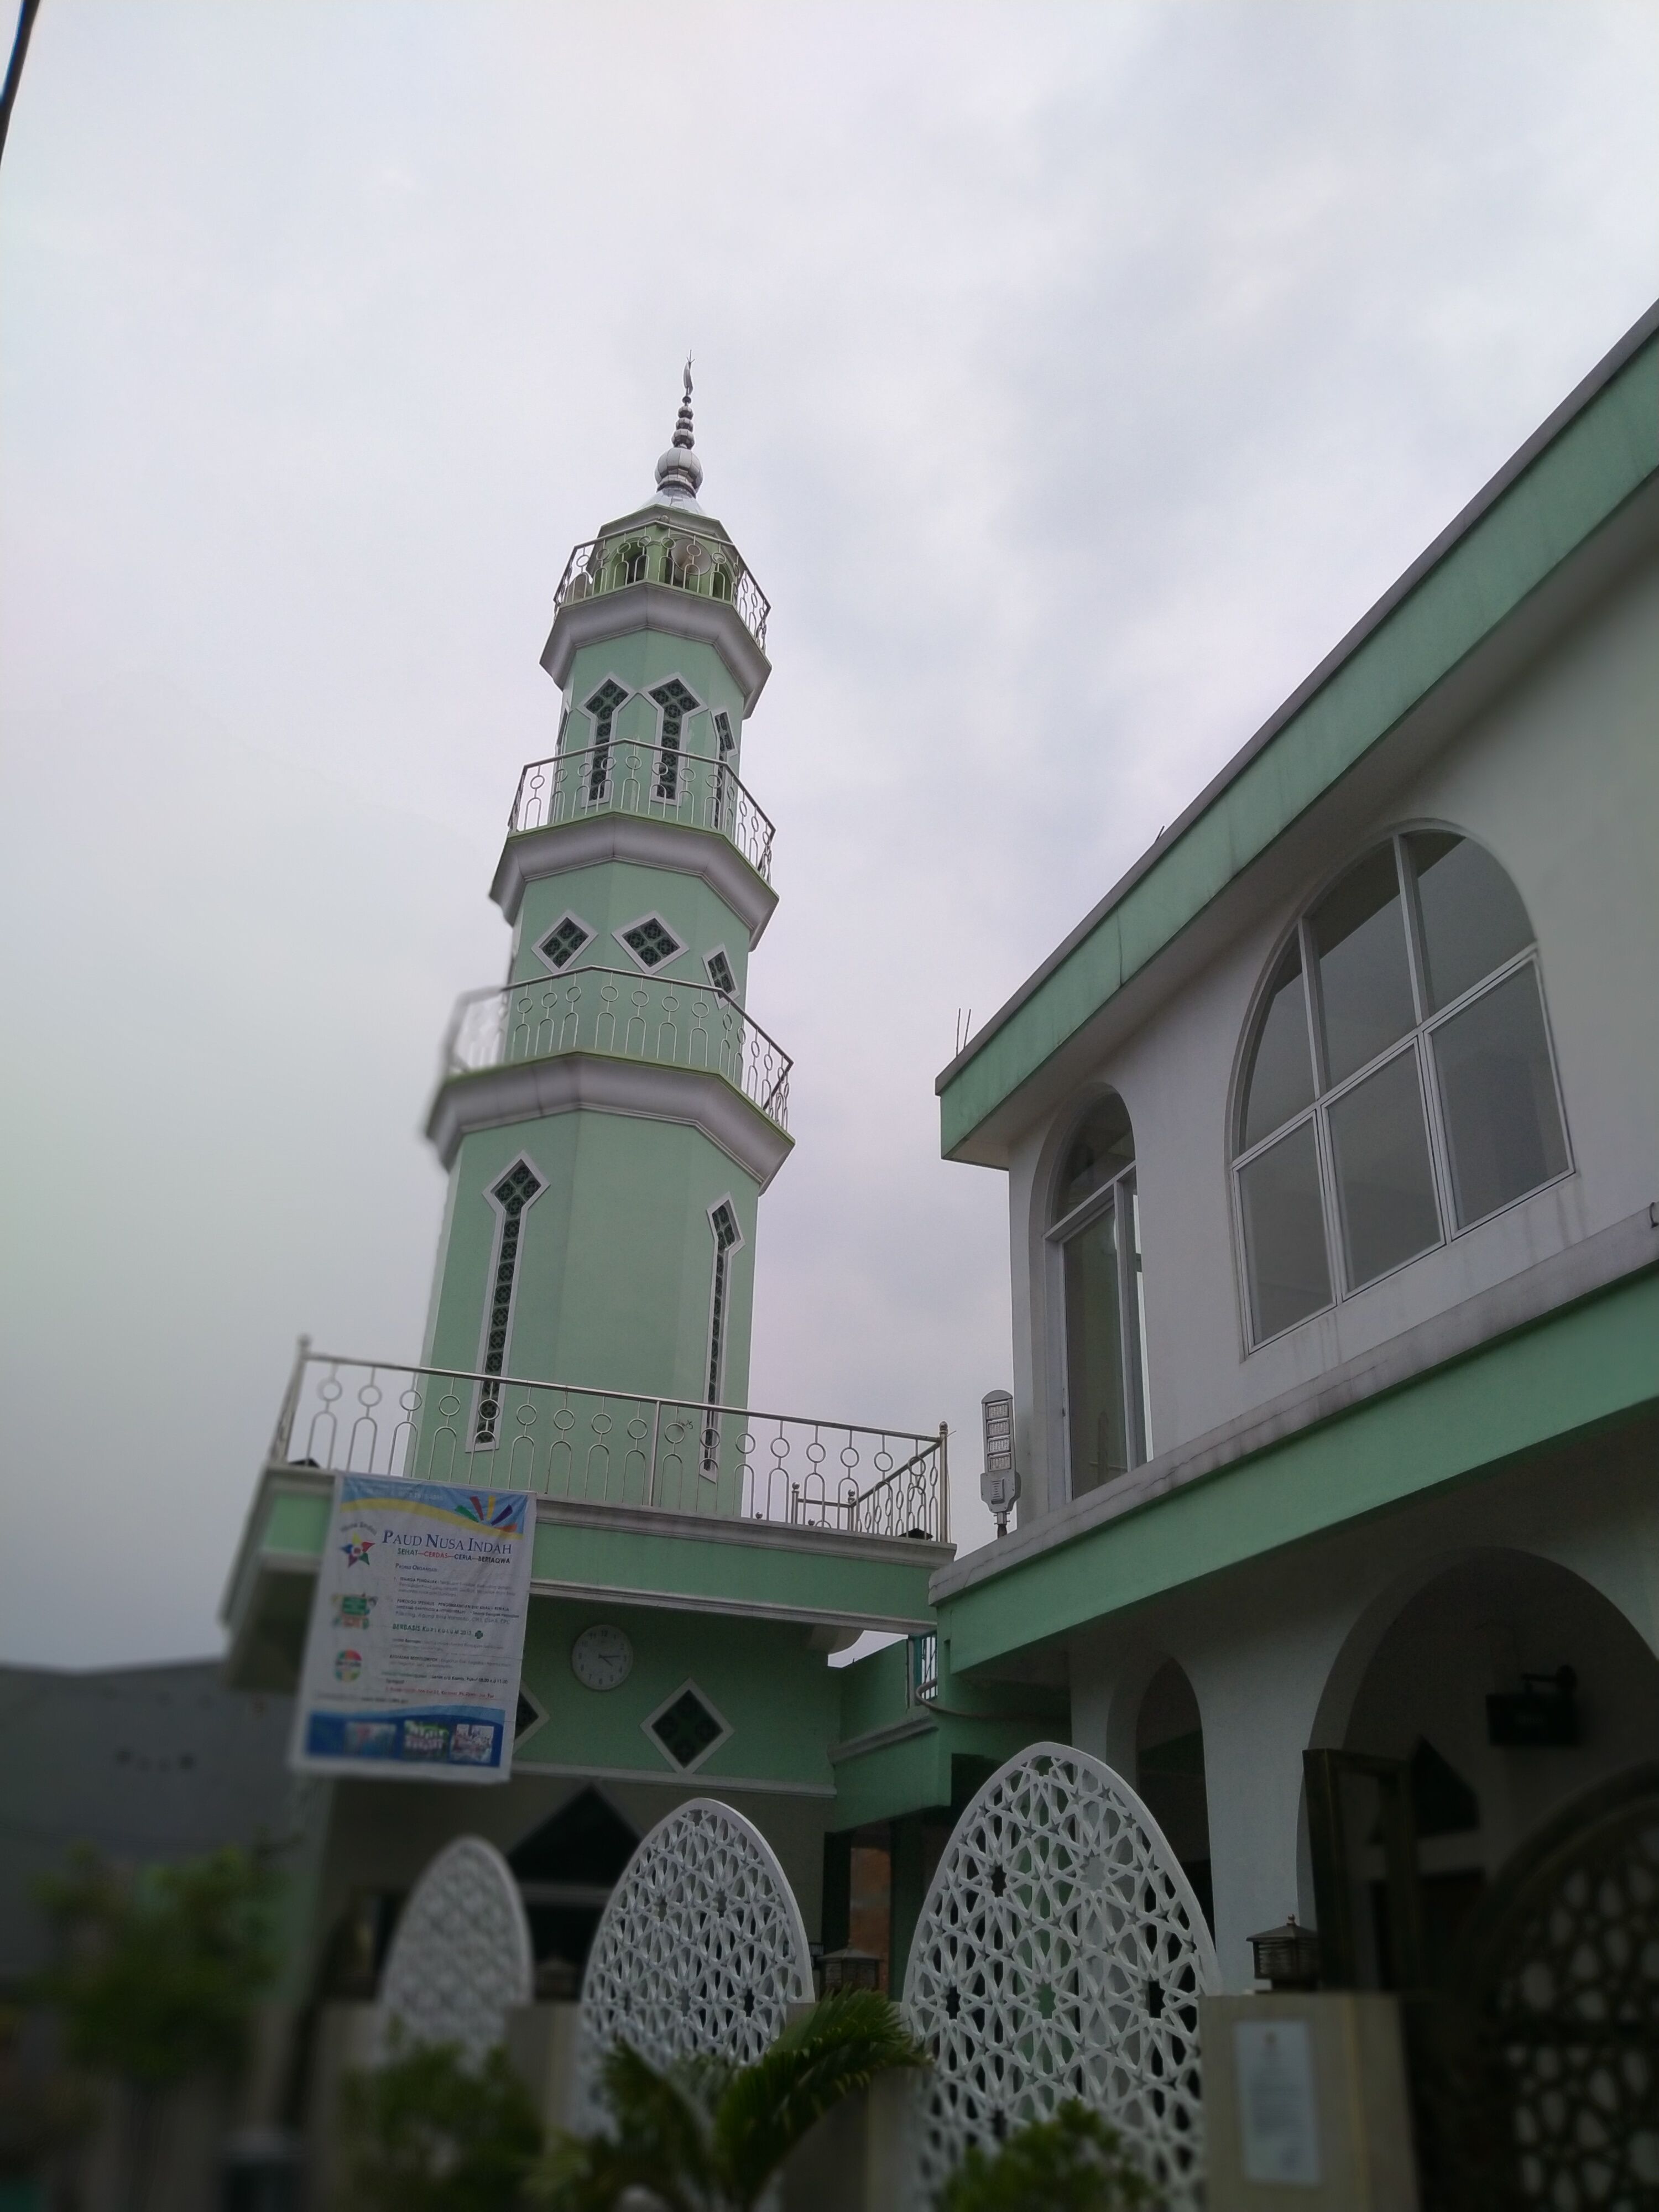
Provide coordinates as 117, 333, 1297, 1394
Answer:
2, 1, 1656, 1669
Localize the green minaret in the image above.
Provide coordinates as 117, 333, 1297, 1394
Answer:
418, 372, 789, 1500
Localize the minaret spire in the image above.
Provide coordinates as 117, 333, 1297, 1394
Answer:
654, 356, 704, 504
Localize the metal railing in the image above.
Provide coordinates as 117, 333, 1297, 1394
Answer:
553, 525, 769, 653
508, 740, 775, 882
270, 1347, 948, 1543
440, 967, 791, 1134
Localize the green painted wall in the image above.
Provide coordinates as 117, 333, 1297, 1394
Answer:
561, 631, 748, 779
940, 1263, 1659, 1674
516, 1595, 838, 1791
513, 860, 754, 998
940, 332, 1659, 1156
424, 1110, 760, 1412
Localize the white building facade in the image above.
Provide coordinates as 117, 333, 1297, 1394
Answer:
931, 296, 1659, 2102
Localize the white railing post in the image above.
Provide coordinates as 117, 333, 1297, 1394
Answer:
938, 1421, 950, 1545
268, 1335, 311, 1464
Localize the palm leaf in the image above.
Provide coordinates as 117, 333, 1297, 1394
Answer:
713, 1991, 927, 2206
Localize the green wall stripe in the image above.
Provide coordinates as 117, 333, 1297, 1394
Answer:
941, 1266, 1659, 1673
940, 337, 1659, 1155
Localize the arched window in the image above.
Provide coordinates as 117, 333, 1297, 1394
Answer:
1234, 830, 1568, 1344
1048, 1093, 1150, 1496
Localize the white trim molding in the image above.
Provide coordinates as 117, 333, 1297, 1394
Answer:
492, 813, 777, 947
425, 1051, 793, 1188
542, 582, 771, 713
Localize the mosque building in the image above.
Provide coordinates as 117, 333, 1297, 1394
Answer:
218, 301, 1659, 2199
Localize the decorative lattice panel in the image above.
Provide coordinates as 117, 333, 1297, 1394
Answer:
377, 1834, 534, 2067
1473, 1773, 1659, 2208
580, 1797, 812, 2095
903, 1743, 1220, 2205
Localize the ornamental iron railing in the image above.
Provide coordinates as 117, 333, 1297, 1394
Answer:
270, 1347, 948, 1543
507, 740, 775, 883
440, 968, 791, 1135
553, 525, 769, 652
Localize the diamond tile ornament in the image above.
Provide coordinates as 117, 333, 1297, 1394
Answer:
902, 1743, 1220, 2206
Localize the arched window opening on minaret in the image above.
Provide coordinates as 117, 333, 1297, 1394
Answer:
713, 709, 735, 759
583, 680, 629, 804
1048, 1092, 1150, 1497
474, 1159, 544, 1448
649, 679, 700, 802
701, 1199, 745, 1469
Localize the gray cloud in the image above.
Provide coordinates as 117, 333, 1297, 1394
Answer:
3, 0, 1655, 1662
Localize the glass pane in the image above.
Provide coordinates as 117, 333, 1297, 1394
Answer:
1055, 1093, 1135, 1220
1238, 1120, 1332, 1340
1406, 832, 1533, 1012
1327, 1045, 1441, 1290
1310, 845, 1416, 1087
1063, 1197, 1128, 1494
1125, 1177, 1150, 1464
1432, 966, 1567, 1227
1241, 942, 1315, 1151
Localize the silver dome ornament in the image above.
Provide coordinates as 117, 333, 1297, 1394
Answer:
654, 356, 704, 503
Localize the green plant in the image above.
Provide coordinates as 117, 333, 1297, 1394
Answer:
934, 2101, 1156, 2212
532, 1988, 927, 2212
337, 2034, 543, 2211
30, 1844, 282, 2212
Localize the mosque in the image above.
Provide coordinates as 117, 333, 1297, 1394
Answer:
218, 301, 1659, 2202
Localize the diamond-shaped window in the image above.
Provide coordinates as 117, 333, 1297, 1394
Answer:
620, 916, 683, 970
706, 948, 735, 994
539, 916, 591, 971
647, 1684, 727, 1770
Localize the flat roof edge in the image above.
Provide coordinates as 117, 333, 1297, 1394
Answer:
936, 298, 1659, 1119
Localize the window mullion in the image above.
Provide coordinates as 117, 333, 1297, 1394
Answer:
1310, 1094, 1345, 1301
1396, 831, 1432, 1026
1298, 917, 1328, 1095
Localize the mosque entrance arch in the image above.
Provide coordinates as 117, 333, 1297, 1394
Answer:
1302, 1550, 1659, 2209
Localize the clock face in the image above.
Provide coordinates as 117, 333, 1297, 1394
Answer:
571, 1623, 633, 1692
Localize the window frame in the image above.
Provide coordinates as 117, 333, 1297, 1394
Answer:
1232, 827, 1572, 1349
534, 910, 595, 975
612, 910, 686, 974
1045, 1103, 1152, 1501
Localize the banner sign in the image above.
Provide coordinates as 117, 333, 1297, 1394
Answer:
290, 1477, 535, 1783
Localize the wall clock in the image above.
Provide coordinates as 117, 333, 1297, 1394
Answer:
571, 1623, 633, 1692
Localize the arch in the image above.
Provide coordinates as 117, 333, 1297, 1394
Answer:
1300, 1547, 1659, 1988
1044, 1090, 1149, 1495
1135, 1660, 1213, 1936
902, 1742, 1220, 2208
1232, 825, 1568, 1346
577, 1798, 812, 2099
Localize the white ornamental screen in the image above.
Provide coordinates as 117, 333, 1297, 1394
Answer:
902, 1743, 1221, 2206
377, 1834, 534, 2068
580, 1798, 812, 2089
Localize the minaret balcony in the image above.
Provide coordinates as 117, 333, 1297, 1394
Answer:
263, 1347, 949, 1543
425, 967, 794, 1185
508, 739, 775, 884
555, 524, 769, 653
